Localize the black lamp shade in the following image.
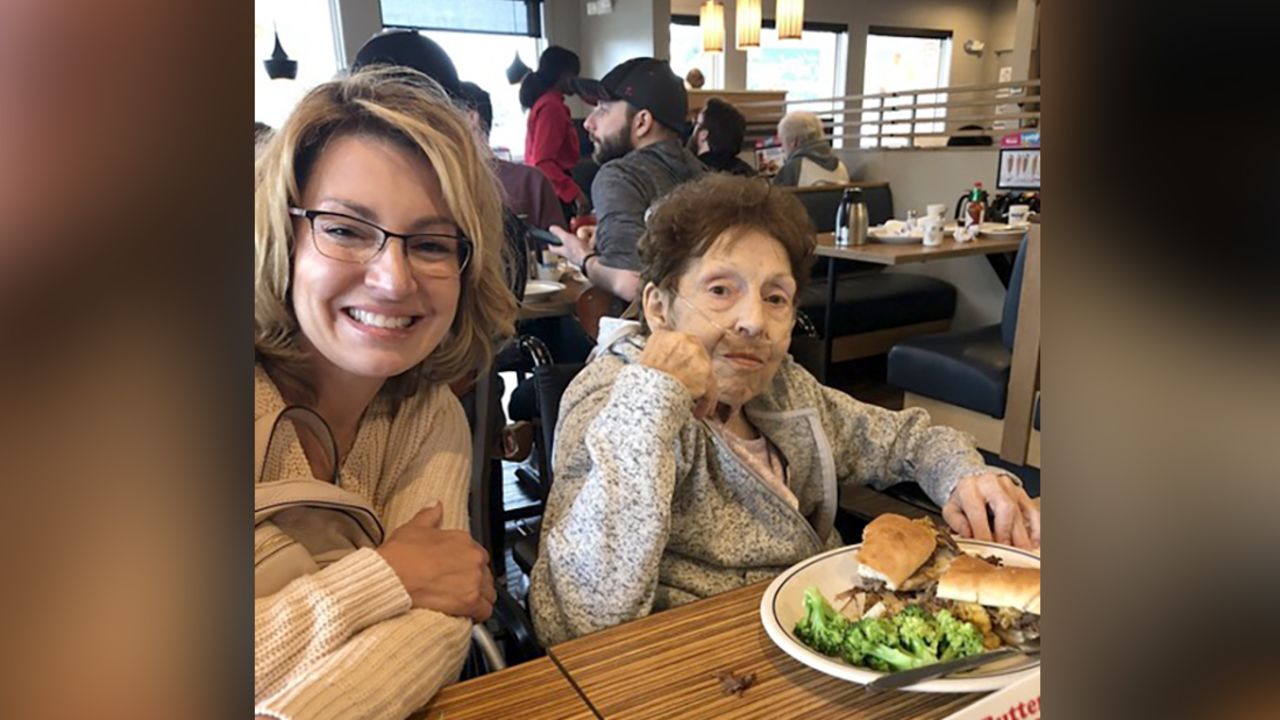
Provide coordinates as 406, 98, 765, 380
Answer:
506, 52, 531, 85
264, 32, 298, 80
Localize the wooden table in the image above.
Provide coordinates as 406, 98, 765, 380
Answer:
412, 656, 595, 720
814, 232, 1023, 265
548, 582, 986, 719
812, 230, 1025, 379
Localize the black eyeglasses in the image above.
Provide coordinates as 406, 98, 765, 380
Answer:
289, 207, 473, 278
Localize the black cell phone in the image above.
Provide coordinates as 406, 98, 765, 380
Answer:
528, 227, 563, 247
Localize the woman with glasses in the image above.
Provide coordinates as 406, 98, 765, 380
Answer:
254, 67, 515, 718
528, 174, 1040, 646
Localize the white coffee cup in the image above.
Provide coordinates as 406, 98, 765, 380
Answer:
921, 216, 944, 247
536, 257, 563, 281
1008, 204, 1031, 225
925, 203, 947, 221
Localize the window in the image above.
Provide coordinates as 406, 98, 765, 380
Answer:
381, 0, 542, 36
669, 16, 723, 89
745, 23, 846, 103
417, 31, 542, 160
860, 28, 952, 148
745, 22, 847, 147
254, 0, 340, 129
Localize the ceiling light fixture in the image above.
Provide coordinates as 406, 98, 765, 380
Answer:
263, 28, 297, 80
700, 0, 725, 54
736, 0, 762, 49
777, 0, 805, 40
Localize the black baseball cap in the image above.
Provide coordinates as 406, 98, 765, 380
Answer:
352, 29, 462, 99
572, 57, 687, 132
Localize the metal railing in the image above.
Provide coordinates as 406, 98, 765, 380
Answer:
734, 79, 1040, 149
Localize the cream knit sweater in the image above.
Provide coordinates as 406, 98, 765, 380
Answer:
254, 365, 473, 719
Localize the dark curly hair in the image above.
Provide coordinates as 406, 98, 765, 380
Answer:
637, 174, 816, 326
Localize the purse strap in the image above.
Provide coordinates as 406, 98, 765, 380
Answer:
255, 405, 341, 485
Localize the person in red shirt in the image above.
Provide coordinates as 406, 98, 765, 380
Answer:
521, 46, 586, 221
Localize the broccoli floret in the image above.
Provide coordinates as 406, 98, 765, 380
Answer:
896, 604, 931, 621
894, 610, 941, 661
935, 609, 984, 661
857, 616, 899, 646
843, 617, 934, 671
801, 598, 986, 674
793, 587, 848, 656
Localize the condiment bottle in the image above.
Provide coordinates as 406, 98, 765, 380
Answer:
965, 182, 987, 226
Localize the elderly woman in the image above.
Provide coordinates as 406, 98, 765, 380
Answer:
254, 67, 515, 718
529, 174, 1039, 645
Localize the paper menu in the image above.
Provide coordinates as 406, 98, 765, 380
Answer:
940, 670, 1041, 720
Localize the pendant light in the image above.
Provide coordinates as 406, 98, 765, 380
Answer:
506, 52, 531, 85
263, 28, 297, 80
736, 0, 762, 50
777, 0, 805, 40
700, 0, 724, 54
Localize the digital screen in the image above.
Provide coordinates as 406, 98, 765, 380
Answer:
997, 148, 1040, 190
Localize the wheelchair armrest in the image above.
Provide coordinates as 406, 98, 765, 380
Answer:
491, 584, 544, 664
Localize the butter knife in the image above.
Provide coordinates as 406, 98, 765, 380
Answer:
865, 647, 1035, 692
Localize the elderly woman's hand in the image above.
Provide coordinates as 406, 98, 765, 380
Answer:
941, 473, 1041, 550
639, 329, 720, 419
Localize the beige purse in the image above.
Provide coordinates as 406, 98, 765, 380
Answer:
254, 406, 385, 598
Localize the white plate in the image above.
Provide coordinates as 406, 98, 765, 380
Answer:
759, 539, 1041, 693
868, 222, 957, 245
523, 280, 565, 300
978, 222, 1030, 238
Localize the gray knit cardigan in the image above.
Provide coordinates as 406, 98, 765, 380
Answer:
529, 324, 992, 646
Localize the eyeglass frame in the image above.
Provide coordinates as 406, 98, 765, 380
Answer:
288, 207, 474, 277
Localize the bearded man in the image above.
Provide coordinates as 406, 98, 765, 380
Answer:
546, 57, 704, 303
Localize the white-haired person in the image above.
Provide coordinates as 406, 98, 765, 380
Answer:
254, 66, 516, 718
771, 110, 850, 187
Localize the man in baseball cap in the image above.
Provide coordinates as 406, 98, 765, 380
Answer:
546, 57, 704, 303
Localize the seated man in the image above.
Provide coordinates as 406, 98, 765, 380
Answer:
529, 174, 1040, 646
771, 110, 850, 187
688, 97, 755, 177
546, 57, 705, 303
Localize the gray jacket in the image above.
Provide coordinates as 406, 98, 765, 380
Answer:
772, 138, 849, 187
529, 324, 992, 646
590, 139, 705, 271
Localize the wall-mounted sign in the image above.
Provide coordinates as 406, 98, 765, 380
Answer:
1000, 130, 1040, 148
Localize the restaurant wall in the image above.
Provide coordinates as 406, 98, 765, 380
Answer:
983, 0, 1020, 84
564, 0, 673, 80
844, 147, 1009, 330
332, 0, 382, 68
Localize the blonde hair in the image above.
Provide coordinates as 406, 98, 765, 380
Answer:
255, 66, 516, 403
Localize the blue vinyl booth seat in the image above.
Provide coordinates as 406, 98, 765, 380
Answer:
800, 273, 956, 340
887, 233, 1029, 420
788, 182, 958, 367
